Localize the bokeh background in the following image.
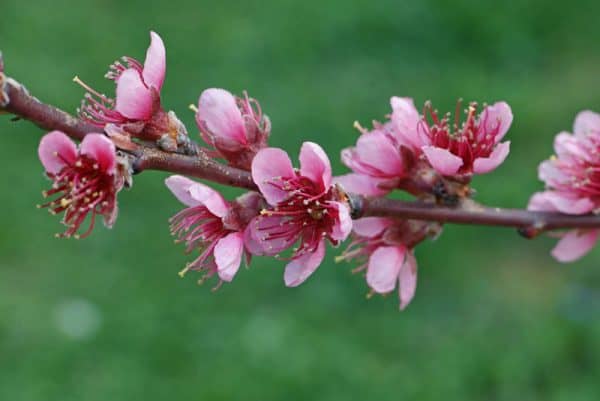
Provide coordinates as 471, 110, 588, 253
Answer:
2, 1, 600, 400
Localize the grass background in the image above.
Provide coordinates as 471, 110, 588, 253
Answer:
1, 0, 600, 400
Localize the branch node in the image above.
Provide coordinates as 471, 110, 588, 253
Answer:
518, 220, 546, 239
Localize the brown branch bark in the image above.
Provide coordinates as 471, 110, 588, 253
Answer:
133, 148, 257, 190
2, 74, 97, 140
362, 197, 600, 232
2, 60, 600, 234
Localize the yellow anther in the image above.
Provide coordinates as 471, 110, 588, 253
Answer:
188, 104, 199, 113
178, 265, 191, 278
60, 198, 72, 208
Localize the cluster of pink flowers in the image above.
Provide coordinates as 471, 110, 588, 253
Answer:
528, 111, 600, 262
333, 97, 513, 308
165, 142, 351, 288
338, 97, 513, 197
33, 30, 600, 311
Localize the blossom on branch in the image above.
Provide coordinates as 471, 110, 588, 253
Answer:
195, 88, 270, 170
338, 121, 414, 196
337, 217, 434, 310
166, 175, 263, 286
247, 142, 352, 287
38, 131, 125, 238
338, 97, 513, 199
76, 31, 188, 151
528, 111, 600, 262
392, 98, 513, 178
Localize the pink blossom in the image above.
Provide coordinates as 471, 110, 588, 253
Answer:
38, 131, 124, 238
337, 217, 430, 310
528, 110, 600, 262
248, 142, 352, 287
165, 176, 261, 285
390, 98, 513, 177
76, 31, 185, 144
389, 96, 425, 152
339, 121, 414, 196
195, 88, 270, 170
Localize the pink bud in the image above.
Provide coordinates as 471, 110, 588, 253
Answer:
196, 89, 270, 170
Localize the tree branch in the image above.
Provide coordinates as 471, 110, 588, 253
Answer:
133, 148, 257, 190
1, 73, 97, 140
362, 197, 600, 233
1, 60, 257, 189
2, 58, 600, 234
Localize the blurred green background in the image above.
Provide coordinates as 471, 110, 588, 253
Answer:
2, 1, 600, 400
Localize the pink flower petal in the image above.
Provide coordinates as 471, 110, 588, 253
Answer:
115, 69, 153, 120
284, 240, 326, 287
422, 146, 463, 176
389, 96, 424, 150
214, 232, 244, 282
542, 191, 594, 215
472, 141, 510, 174
299, 142, 332, 190
551, 229, 599, 263
538, 159, 567, 184
354, 131, 405, 176
552, 132, 593, 164
142, 31, 166, 90
329, 201, 352, 242
245, 215, 296, 256
243, 222, 266, 255
478, 101, 513, 142
352, 217, 394, 238
527, 191, 558, 212
252, 147, 295, 205
334, 173, 393, 197
38, 131, 77, 174
165, 175, 203, 207
366, 246, 405, 294
573, 110, 600, 139
189, 183, 230, 218
80, 133, 117, 175
197, 88, 247, 147
398, 250, 417, 310
554, 132, 578, 158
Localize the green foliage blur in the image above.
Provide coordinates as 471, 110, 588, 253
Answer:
1, 1, 600, 400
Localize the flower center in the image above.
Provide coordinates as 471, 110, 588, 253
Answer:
39, 154, 117, 239
421, 100, 500, 171
257, 174, 338, 258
